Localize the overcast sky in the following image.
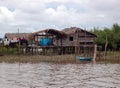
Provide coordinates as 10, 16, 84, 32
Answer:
0, 0, 120, 38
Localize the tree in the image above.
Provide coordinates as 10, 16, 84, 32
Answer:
90, 23, 120, 51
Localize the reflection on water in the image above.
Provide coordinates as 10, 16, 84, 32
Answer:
0, 62, 120, 88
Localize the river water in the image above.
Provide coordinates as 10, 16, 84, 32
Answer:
0, 62, 120, 88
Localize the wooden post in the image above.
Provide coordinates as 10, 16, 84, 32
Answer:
18, 28, 19, 54
60, 39, 63, 55
93, 44, 97, 63
104, 35, 108, 60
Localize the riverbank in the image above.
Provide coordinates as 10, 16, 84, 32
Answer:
0, 54, 77, 63
0, 52, 120, 63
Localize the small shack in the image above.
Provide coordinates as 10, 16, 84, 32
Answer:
4, 33, 30, 47
29, 29, 67, 46
5, 33, 30, 40
28, 29, 67, 55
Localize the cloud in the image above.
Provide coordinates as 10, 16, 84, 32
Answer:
0, 6, 14, 23
45, 5, 79, 24
0, 0, 120, 37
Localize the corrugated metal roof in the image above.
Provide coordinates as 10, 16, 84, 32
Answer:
5, 33, 30, 39
62, 27, 97, 37
29, 29, 67, 40
62, 27, 81, 34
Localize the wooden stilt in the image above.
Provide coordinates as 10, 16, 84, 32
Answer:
104, 35, 108, 60
93, 44, 97, 63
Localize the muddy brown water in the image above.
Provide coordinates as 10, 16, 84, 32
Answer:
0, 62, 120, 88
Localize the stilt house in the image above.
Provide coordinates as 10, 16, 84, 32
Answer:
59, 27, 97, 54
61, 27, 97, 46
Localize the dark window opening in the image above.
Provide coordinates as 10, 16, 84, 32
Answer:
80, 42, 85, 45
69, 36, 73, 41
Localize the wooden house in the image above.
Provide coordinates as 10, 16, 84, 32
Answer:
61, 27, 97, 46
28, 29, 67, 55
29, 29, 67, 46
58, 27, 97, 54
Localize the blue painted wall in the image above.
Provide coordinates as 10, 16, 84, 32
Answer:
40, 38, 52, 46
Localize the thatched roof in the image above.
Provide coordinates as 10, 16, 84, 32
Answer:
5, 33, 30, 39
62, 27, 97, 37
29, 29, 67, 40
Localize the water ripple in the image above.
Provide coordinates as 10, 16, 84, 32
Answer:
0, 63, 120, 88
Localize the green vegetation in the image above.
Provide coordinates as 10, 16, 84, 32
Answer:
0, 47, 18, 55
91, 23, 120, 51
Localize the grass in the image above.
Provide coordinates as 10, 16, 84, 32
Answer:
0, 47, 18, 55
96, 51, 120, 63
0, 53, 120, 64
0, 54, 79, 64
0, 46, 120, 64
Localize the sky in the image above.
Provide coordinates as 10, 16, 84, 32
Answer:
0, 0, 120, 38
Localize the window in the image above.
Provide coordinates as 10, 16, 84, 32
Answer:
69, 36, 73, 41
80, 42, 85, 45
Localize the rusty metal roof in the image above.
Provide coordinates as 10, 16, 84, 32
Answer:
62, 27, 97, 37
5, 33, 30, 39
29, 29, 67, 40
